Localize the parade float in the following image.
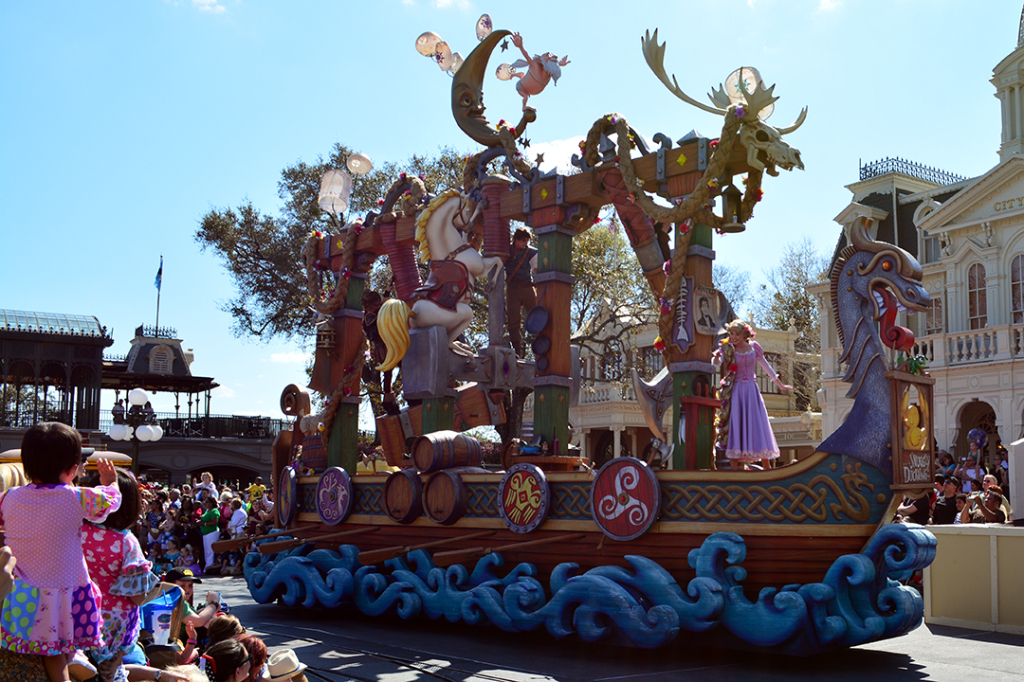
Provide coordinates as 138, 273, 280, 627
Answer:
241, 19, 938, 655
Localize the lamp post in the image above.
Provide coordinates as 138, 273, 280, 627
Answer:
108, 387, 163, 474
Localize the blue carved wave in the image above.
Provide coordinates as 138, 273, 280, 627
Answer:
244, 524, 936, 655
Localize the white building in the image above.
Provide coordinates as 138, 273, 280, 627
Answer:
813, 13, 1024, 508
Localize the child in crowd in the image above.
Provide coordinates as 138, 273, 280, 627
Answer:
177, 544, 201, 574
245, 477, 266, 504
82, 468, 160, 682
194, 472, 217, 504
145, 498, 164, 547
0, 422, 121, 682
158, 510, 177, 548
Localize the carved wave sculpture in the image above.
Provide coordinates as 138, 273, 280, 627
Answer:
244, 523, 936, 654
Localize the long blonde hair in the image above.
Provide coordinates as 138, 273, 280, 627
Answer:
376, 299, 412, 372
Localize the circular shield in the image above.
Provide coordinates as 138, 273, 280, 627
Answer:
590, 457, 660, 541
498, 463, 549, 533
316, 466, 353, 526
278, 465, 298, 527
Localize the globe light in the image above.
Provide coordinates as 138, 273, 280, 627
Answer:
109, 424, 127, 441
152, 425, 164, 441
124, 425, 134, 440
128, 388, 149, 407
346, 153, 373, 176
136, 425, 154, 442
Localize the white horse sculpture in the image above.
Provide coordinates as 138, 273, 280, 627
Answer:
377, 189, 503, 371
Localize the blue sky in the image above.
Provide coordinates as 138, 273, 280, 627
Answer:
0, 0, 1017, 422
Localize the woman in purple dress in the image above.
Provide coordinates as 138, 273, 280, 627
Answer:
712, 321, 792, 470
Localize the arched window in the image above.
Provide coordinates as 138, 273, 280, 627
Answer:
968, 263, 987, 330
1012, 254, 1024, 324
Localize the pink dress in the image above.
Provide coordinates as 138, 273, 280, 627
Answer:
0, 483, 121, 656
81, 524, 159, 662
724, 342, 781, 461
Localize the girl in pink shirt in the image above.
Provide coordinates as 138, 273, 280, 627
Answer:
0, 423, 121, 682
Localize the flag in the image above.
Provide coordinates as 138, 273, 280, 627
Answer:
154, 256, 163, 291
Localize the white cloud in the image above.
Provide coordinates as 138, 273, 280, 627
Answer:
192, 0, 226, 13
270, 351, 314, 364
433, 0, 471, 8
817, 0, 841, 11
213, 386, 236, 399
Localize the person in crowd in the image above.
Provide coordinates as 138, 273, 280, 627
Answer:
218, 493, 234, 537
206, 615, 245, 646
262, 649, 308, 682
245, 477, 265, 504
982, 474, 1013, 521
177, 544, 202, 574
146, 498, 165, 548
959, 486, 1007, 524
165, 567, 221, 651
234, 635, 267, 682
952, 493, 969, 524
936, 451, 956, 477
82, 468, 160, 682
158, 509, 178, 548
228, 499, 248, 539
931, 475, 961, 525
200, 639, 251, 682
194, 473, 217, 504
955, 454, 986, 494
199, 497, 221, 570
897, 490, 930, 525
112, 399, 126, 425
168, 488, 182, 511
0, 422, 121, 682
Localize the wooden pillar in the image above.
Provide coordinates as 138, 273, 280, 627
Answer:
326, 273, 367, 473
669, 222, 718, 470
531, 223, 573, 452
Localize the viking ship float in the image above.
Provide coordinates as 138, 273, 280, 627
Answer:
242, 24, 938, 655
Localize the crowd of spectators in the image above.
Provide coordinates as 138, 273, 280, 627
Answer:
896, 446, 1013, 526
0, 422, 311, 682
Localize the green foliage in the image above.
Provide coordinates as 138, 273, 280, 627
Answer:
751, 238, 829, 411
195, 143, 469, 341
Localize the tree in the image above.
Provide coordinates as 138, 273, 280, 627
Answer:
751, 238, 829, 411
712, 263, 751, 319
195, 143, 469, 341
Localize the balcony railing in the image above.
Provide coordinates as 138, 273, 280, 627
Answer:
859, 157, 967, 185
915, 324, 1024, 367
97, 411, 290, 439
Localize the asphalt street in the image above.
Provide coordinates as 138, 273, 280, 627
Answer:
208, 575, 1023, 682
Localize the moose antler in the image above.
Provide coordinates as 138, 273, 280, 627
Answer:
641, 29, 726, 117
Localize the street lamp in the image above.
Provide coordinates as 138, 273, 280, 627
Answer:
108, 387, 163, 474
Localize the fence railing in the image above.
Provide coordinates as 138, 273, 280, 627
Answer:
97, 411, 289, 439
917, 324, 1024, 366
859, 157, 967, 185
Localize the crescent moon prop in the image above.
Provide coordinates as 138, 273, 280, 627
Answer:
451, 28, 535, 148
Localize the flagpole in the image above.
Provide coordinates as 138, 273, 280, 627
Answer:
155, 255, 163, 333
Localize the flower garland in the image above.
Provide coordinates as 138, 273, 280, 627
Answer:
714, 338, 737, 454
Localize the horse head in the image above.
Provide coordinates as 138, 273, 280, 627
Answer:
641, 29, 805, 177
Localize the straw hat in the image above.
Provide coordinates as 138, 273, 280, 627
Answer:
262, 649, 308, 682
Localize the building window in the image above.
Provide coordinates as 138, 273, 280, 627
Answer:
636, 345, 664, 380
1013, 254, 1024, 324
922, 232, 941, 264
757, 352, 784, 395
926, 296, 943, 335
968, 263, 987, 330
149, 346, 172, 374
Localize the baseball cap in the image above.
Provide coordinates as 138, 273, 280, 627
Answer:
164, 567, 202, 583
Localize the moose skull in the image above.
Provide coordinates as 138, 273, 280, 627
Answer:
738, 120, 804, 177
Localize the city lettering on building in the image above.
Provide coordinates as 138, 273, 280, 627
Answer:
993, 196, 1024, 211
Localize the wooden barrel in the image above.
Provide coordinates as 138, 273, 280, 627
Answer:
383, 469, 422, 524
421, 469, 468, 525
412, 431, 483, 473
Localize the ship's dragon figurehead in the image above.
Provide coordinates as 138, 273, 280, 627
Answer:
820, 216, 931, 476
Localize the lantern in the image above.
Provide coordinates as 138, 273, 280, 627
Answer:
318, 169, 353, 217
719, 182, 745, 233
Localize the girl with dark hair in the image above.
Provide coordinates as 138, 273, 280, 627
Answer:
0, 422, 122, 682
201, 639, 251, 682
81, 468, 160, 680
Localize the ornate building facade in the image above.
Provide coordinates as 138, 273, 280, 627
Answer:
813, 16, 1024, 508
